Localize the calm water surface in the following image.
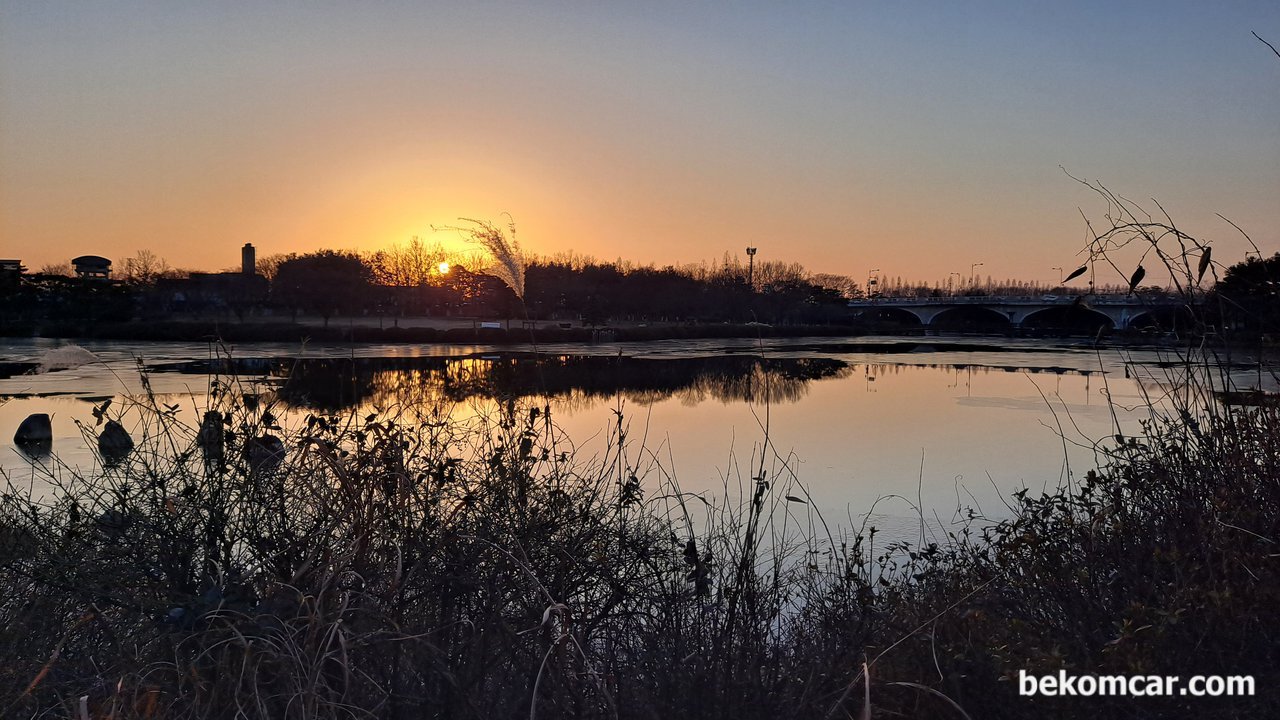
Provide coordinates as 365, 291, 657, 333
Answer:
1, 336, 1264, 540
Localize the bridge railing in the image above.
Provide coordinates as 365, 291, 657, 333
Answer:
847, 294, 1181, 307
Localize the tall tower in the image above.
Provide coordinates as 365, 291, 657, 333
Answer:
242, 243, 256, 276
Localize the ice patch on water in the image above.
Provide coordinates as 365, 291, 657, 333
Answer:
34, 345, 102, 374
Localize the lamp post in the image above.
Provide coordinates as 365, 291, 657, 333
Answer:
745, 247, 757, 290
1052, 266, 1063, 285
970, 262, 984, 290
949, 272, 961, 296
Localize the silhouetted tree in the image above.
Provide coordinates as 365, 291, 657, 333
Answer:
1212, 253, 1280, 336
368, 236, 449, 288
272, 251, 372, 325
809, 273, 861, 300
255, 253, 295, 282
120, 250, 172, 287
522, 255, 854, 326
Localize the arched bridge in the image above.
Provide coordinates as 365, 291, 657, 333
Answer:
846, 295, 1186, 331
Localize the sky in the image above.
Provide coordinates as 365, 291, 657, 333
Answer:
3, 1, 1278, 287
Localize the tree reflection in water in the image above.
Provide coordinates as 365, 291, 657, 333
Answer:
165, 354, 854, 412
146, 353, 1117, 416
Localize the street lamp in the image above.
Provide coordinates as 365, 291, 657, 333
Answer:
1052, 266, 1063, 284
949, 272, 961, 296
745, 247, 757, 289
970, 262, 983, 289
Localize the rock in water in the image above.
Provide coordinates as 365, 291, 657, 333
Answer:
245, 434, 285, 472
98, 420, 134, 463
94, 508, 135, 539
14, 413, 52, 443
197, 410, 225, 461
14, 413, 53, 457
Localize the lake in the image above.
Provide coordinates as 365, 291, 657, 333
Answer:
1, 336, 1268, 542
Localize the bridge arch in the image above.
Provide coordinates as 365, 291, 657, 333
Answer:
1022, 305, 1114, 334
1129, 306, 1193, 333
858, 307, 924, 328
929, 306, 1012, 331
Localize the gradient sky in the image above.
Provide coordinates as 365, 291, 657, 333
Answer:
3, 1, 1278, 286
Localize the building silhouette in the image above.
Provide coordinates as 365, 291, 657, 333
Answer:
72, 255, 112, 280
154, 244, 267, 316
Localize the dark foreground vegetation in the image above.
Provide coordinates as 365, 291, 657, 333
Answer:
2, 342, 1278, 719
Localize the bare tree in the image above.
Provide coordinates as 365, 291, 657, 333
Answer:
754, 260, 808, 290
120, 250, 171, 285
369, 236, 449, 287
810, 272, 862, 299
255, 253, 295, 282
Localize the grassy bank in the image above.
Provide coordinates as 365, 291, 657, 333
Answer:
2, 358, 1278, 719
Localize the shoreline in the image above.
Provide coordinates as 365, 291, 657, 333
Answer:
0, 317, 1196, 346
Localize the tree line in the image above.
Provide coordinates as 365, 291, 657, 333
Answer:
263, 243, 859, 326
6, 239, 1279, 335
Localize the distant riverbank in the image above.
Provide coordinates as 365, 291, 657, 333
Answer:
0, 316, 1192, 345
2, 317, 878, 344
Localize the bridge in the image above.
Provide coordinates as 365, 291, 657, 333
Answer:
846, 295, 1186, 331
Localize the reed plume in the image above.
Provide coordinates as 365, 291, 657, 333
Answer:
437, 217, 525, 299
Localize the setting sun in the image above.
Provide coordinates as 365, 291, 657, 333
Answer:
438, 261, 450, 275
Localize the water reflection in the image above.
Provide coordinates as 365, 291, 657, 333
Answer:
149, 354, 854, 412
0, 342, 1201, 542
